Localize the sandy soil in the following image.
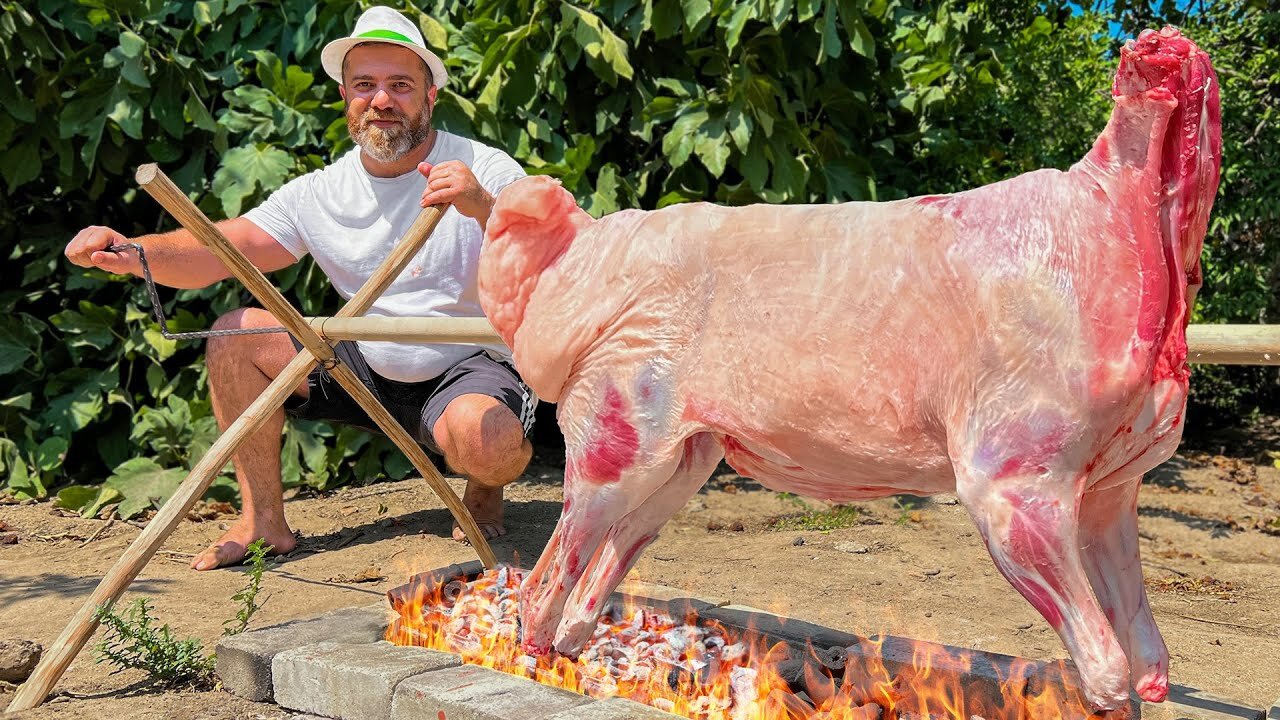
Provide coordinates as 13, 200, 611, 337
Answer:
2, 421, 1278, 719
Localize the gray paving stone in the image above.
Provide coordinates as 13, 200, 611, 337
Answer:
272, 640, 460, 720
215, 602, 388, 702
1270, 696, 1280, 720
392, 664, 591, 720
545, 697, 683, 719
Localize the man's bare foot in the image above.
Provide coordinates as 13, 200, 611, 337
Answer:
191, 519, 297, 571
452, 481, 506, 543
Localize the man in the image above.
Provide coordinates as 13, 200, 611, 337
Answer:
64, 6, 536, 570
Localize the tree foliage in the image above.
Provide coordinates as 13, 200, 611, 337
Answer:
1, 0, 1275, 510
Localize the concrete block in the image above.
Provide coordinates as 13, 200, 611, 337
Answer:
392, 664, 590, 720
215, 602, 388, 702
545, 697, 683, 719
1139, 685, 1266, 720
272, 640, 459, 720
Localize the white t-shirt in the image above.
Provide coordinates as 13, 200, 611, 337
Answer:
244, 131, 525, 382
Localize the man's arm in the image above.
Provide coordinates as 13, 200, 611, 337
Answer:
65, 217, 299, 290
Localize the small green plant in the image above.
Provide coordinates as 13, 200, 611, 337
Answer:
776, 492, 811, 512
893, 495, 926, 525
769, 505, 865, 532
93, 599, 214, 686
223, 538, 274, 636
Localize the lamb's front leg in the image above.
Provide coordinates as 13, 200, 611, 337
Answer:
519, 379, 688, 656
553, 432, 723, 653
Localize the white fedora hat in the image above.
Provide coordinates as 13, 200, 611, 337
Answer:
321, 6, 448, 89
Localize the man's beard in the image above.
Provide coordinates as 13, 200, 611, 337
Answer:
347, 102, 432, 163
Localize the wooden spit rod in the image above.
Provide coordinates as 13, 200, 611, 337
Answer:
301, 317, 1280, 367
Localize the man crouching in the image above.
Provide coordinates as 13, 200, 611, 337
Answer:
63, 7, 536, 569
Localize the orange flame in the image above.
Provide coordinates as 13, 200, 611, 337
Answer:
387, 567, 1128, 720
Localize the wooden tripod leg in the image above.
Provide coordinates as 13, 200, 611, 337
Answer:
322, 360, 499, 567
133, 163, 497, 560
5, 352, 317, 713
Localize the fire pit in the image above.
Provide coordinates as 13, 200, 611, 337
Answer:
382, 562, 1132, 720
216, 561, 1153, 720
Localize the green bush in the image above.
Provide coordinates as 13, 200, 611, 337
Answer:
1, 1, 1275, 511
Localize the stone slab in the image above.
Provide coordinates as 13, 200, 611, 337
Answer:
1270, 696, 1280, 720
545, 697, 683, 719
215, 602, 388, 702
1139, 686, 1266, 720
273, 640, 460, 720
392, 664, 591, 720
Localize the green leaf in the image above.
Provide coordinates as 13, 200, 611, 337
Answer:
418, 14, 448, 50
57, 485, 122, 518
0, 314, 42, 375
119, 30, 146, 58
51, 301, 120, 356
43, 370, 115, 438
8, 460, 45, 500
36, 437, 68, 473
693, 120, 731, 177
586, 164, 621, 217
108, 93, 144, 138
143, 328, 177, 361
723, 2, 753, 52
681, 0, 712, 31
818, 1, 842, 61
562, 3, 633, 83
846, 14, 874, 57
185, 91, 217, 132
662, 109, 709, 169
0, 141, 40, 193
652, 0, 683, 39
105, 457, 187, 519
212, 144, 294, 217
1, 393, 32, 410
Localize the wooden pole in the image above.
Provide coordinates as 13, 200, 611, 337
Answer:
5, 352, 316, 713
306, 316, 502, 344
6, 166, 492, 713
1186, 324, 1280, 365
297, 316, 1280, 367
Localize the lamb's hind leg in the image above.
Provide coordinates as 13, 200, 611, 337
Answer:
1080, 478, 1168, 702
953, 458, 1130, 710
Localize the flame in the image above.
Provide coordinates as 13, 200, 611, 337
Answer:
387, 567, 1127, 720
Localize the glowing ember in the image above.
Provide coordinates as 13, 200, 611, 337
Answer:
386, 567, 1126, 720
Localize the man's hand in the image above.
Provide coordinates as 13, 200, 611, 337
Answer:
419, 161, 495, 229
65, 226, 141, 276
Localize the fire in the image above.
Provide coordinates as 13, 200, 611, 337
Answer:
386, 567, 1126, 720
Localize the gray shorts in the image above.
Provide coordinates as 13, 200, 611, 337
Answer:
284, 339, 537, 455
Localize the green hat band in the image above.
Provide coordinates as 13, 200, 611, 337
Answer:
356, 29, 416, 44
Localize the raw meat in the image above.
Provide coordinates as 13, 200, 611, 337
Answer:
478, 27, 1221, 710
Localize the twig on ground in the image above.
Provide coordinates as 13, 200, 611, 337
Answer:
331, 531, 365, 551
340, 484, 412, 500
1170, 612, 1261, 630
80, 519, 116, 547
1142, 561, 1189, 578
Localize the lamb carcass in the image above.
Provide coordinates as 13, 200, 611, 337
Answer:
478, 27, 1221, 710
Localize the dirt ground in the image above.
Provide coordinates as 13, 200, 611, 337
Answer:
2, 419, 1278, 719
